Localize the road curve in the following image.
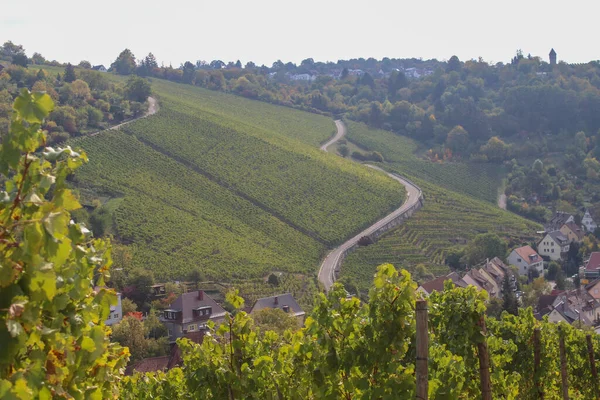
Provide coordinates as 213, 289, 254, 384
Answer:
90, 97, 158, 136
320, 120, 347, 151
317, 120, 422, 291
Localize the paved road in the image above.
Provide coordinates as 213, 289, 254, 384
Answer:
320, 120, 347, 152
317, 120, 422, 291
90, 97, 158, 136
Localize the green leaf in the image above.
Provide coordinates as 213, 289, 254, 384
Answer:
13, 89, 54, 124
81, 336, 96, 352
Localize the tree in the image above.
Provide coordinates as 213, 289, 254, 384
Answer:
463, 233, 507, 266
144, 52, 158, 69
445, 125, 470, 156
1, 40, 25, 60
0, 90, 127, 397
521, 276, 551, 308
122, 297, 138, 315
12, 53, 28, 68
555, 270, 566, 290
480, 136, 509, 162
251, 308, 299, 335
338, 144, 349, 157
111, 49, 137, 75
447, 55, 461, 72
30, 52, 45, 64
111, 316, 148, 363
64, 63, 76, 83
501, 274, 518, 315
413, 264, 434, 282
445, 246, 466, 269
267, 273, 280, 286
124, 268, 155, 308
546, 261, 561, 280
125, 76, 152, 102
79, 60, 92, 69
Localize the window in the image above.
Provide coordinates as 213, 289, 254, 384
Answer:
551, 249, 554, 253
188, 324, 197, 332
517, 258, 522, 262
113, 314, 119, 319
168, 329, 173, 337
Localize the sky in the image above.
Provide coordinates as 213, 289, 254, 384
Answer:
1, 0, 597, 68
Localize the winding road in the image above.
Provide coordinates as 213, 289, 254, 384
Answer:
317, 120, 422, 291
90, 97, 158, 136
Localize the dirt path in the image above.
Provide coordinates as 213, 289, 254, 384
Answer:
498, 193, 507, 210
317, 120, 423, 291
90, 96, 158, 136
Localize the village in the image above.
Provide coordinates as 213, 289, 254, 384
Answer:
100, 208, 600, 375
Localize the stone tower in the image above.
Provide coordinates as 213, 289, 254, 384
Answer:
549, 48, 557, 65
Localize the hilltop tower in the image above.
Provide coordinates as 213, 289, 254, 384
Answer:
549, 48, 557, 65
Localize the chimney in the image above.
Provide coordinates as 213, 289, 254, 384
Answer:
198, 290, 204, 301
274, 296, 278, 305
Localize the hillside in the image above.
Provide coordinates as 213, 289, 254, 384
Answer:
71, 78, 406, 281
338, 122, 541, 292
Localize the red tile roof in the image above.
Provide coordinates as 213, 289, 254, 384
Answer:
586, 252, 600, 272
513, 245, 541, 265
420, 276, 453, 294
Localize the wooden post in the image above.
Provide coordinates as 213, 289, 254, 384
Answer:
586, 335, 599, 399
558, 326, 569, 400
476, 315, 492, 400
416, 300, 428, 400
533, 328, 544, 399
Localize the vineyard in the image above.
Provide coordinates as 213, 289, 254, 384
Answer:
340, 122, 540, 291
71, 80, 405, 281
345, 121, 504, 204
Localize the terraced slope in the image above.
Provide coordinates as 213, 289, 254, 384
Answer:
339, 122, 541, 292
72, 81, 405, 280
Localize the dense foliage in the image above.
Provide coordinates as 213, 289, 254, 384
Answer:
121, 265, 600, 399
0, 90, 127, 398
0, 43, 150, 143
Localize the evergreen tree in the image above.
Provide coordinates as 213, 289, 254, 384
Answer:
64, 63, 76, 83
502, 274, 518, 315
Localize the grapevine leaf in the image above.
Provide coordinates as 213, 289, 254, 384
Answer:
12, 89, 54, 124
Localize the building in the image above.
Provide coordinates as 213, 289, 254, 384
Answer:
537, 231, 570, 261
585, 279, 600, 300
583, 209, 597, 233
105, 292, 123, 326
546, 289, 600, 326
560, 222, 586, 243
549, 48, 557, 65
250, 294, 305, 324
92, 65, 107, 72
160, 290, 227, 343
507, 245, 543, 276
584, 253, 600, 279
545, 211, 574, 232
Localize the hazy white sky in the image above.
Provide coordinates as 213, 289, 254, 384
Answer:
1, 0, 596, 67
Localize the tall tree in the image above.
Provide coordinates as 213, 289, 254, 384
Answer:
64, 63, 76, 83
502, 274, 518, 315
463, 233, 507, 265
111, 48, 137, 75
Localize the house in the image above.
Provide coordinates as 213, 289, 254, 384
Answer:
560, 222, 586, 243
289, 73, 315, 82
545, 211, 574, 232
417, 275, 452, 296
585, 279, 600, 300
583, 209, 597, 233
250, 294, 305, 324
105, 292, 123, 326
507, 245, 543, 276
160, 290, 227, 343
537, 231, 570, 261
92, 65, 107, 72
584, 253, 600, 279
547, 289, 600, 326
537, 293, 562, 318
483, 257, 508, 285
